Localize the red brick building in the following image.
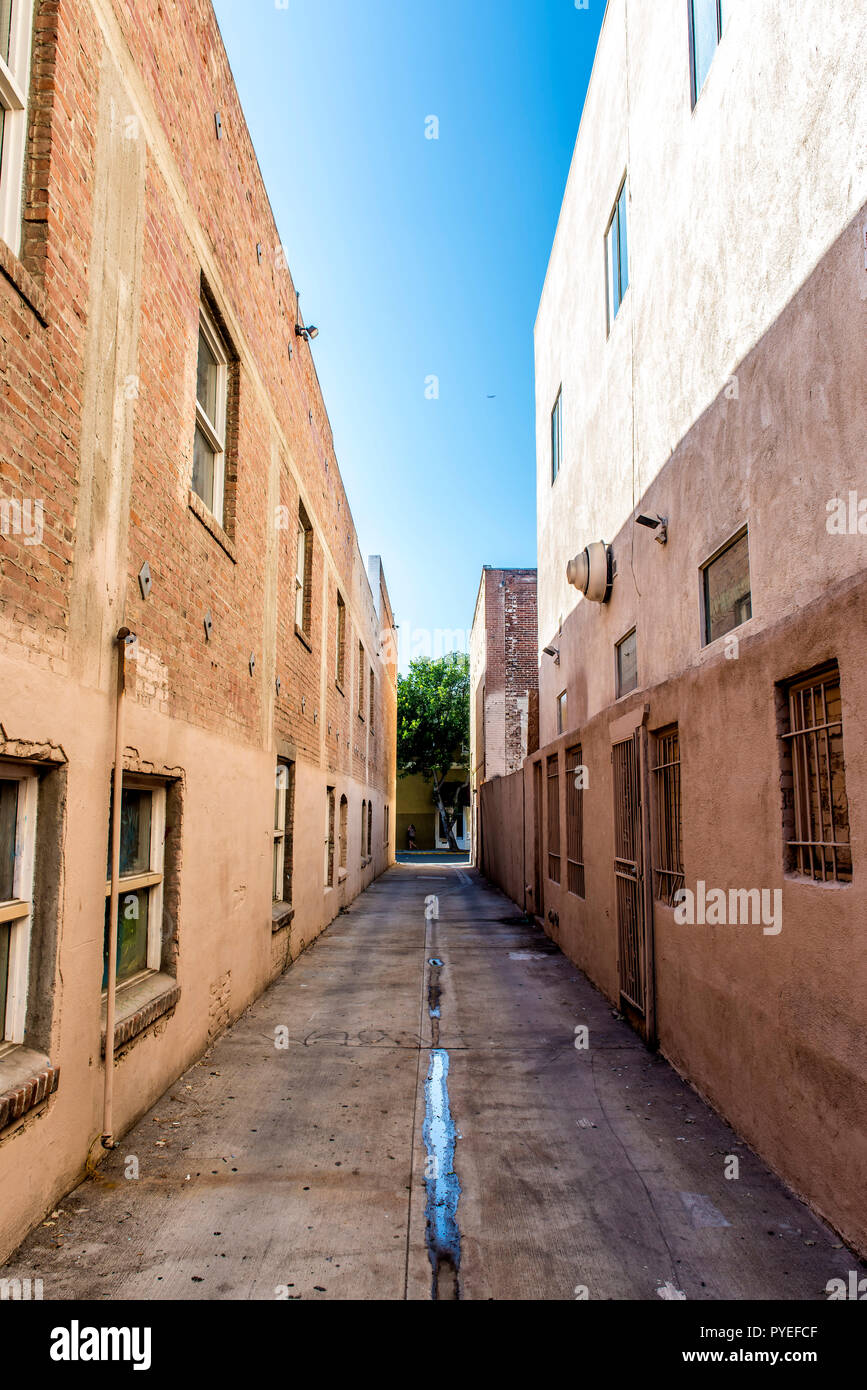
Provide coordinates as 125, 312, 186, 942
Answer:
0, 0, 396, 1260
469, 567, 537, 864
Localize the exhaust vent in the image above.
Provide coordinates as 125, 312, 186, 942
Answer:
566, 541, 614, 603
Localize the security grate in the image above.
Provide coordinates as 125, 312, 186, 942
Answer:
653, 727, 684, 906
613, 735, 644, 1014
565, 744, 585, 898
547, 754, 561, 884
783, 668, 851, 883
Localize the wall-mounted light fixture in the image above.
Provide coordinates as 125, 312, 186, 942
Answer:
636, 513, 669, 546
542, 644, 561, 665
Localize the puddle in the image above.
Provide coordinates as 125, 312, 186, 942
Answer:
423, 1048, 461, 1301
422, 958, 461, 1300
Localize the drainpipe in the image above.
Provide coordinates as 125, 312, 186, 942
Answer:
102, 626, 135, 1149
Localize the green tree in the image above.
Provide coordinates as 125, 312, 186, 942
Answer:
397, 652, 470, 853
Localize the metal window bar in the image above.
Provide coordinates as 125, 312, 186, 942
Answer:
783, 673, 851, 883
547, 754, 560, 884
565, 745, 585, 899
613, 737, 643, 1013
653, 728, 684, 906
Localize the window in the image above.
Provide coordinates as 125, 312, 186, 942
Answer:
653, 726, 684, 906
367, 801, 373, 859
360, 800, 366, 861
295, 505, 313, 635
616, 629, 638, 698
104, 780, 165, 991
338, 795, 348, 872
0, 766, 37, 1044
384, 803, 390, 847
780, 664, 851, 884
688, 0, 731, 107
358, 642, 365, 717
273, 760, 295, 904
369, 666, 375, 731
546, 754, 560, 884
193, 301, 230, 525
0, 0, 34, 255
551, 388, 563, 484
557, 690, 568, 736
325, 788, 335, 886
565, 745, 585, 899
605, 177, 629, 332
702, 527, 751, 646
335, 593, 346, 688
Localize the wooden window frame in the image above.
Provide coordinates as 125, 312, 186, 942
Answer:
193, 300, 230, 526
335, 593, 346, 690
103, 777, 166, 994
295, 505, 313, 637
0, 0, 34, 255
0, 765, 37, 1044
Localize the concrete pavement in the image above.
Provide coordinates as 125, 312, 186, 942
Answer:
2, 863, 857, 1300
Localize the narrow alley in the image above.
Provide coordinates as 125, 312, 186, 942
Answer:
4, 864, 853, 1302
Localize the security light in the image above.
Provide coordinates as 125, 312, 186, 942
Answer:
636, 513, 669, 546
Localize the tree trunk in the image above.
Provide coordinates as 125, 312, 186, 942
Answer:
432, 772, 468, 853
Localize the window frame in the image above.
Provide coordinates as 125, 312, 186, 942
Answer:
335, 592, 346, 690
0, 0, 35, 256
551, 387, 563, 485
0, 764, 38, 1045
616, 628, 638, 699
557, 690, 568, 736
294, 505, 313, 637
780, 664, 852, 885
605, 175, 629, 334
700, 524, 752, 648
325, 787, 336, 887
193, 300, 230, 526
103, 777, 166, 994
688, 0, 730, 109
357, 641, 365, 719
546, 753, 561, 884
565, 744, 585, 900
652, 725, 685, 907
273, 760, 295, 906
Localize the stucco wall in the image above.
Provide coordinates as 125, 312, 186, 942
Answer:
536, 0, 867, 685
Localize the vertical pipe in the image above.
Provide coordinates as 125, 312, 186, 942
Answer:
103, 627, 132, 1148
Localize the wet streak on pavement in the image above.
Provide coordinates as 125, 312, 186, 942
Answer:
422, 955, 462, 1299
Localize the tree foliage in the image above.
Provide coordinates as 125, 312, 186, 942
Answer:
397, 652, 470, 849
397, 651, 470, 781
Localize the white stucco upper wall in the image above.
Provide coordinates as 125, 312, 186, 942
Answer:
535, 0, 867, 645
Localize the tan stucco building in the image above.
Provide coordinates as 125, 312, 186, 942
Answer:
480, 0, 867, 1257
0, 0, 396, 1261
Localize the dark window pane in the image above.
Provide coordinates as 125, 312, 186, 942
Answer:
617, 631, 638, 697
107, 787, 152, 878
103, 889, 150, 989
692, 0, 720, 97
0, 779, 18, 902
0, 1, 12, 64
192, 425, 216, 515
704, 532, 751, 644
196, 327, 219, 422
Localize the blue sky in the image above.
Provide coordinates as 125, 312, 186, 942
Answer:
212, 0, 604, 667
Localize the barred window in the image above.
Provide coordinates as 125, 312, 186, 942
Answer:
653, 726, 684, 906
781, 665, 851, 883
546, 753, 560, 884
565, 745, 585, 899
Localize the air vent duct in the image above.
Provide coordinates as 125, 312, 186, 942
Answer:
566, 541, 614, 603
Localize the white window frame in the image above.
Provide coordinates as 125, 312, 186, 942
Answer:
0, 765, 37, 1045
194, 301, 229, 526
605, 176, 629, 334
294, 513, 310, 632
103, 778, 165, 993
0, 0, 34, 256
273, 761, 290, 903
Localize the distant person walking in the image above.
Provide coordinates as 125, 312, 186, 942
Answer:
406, 823, 417, 851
